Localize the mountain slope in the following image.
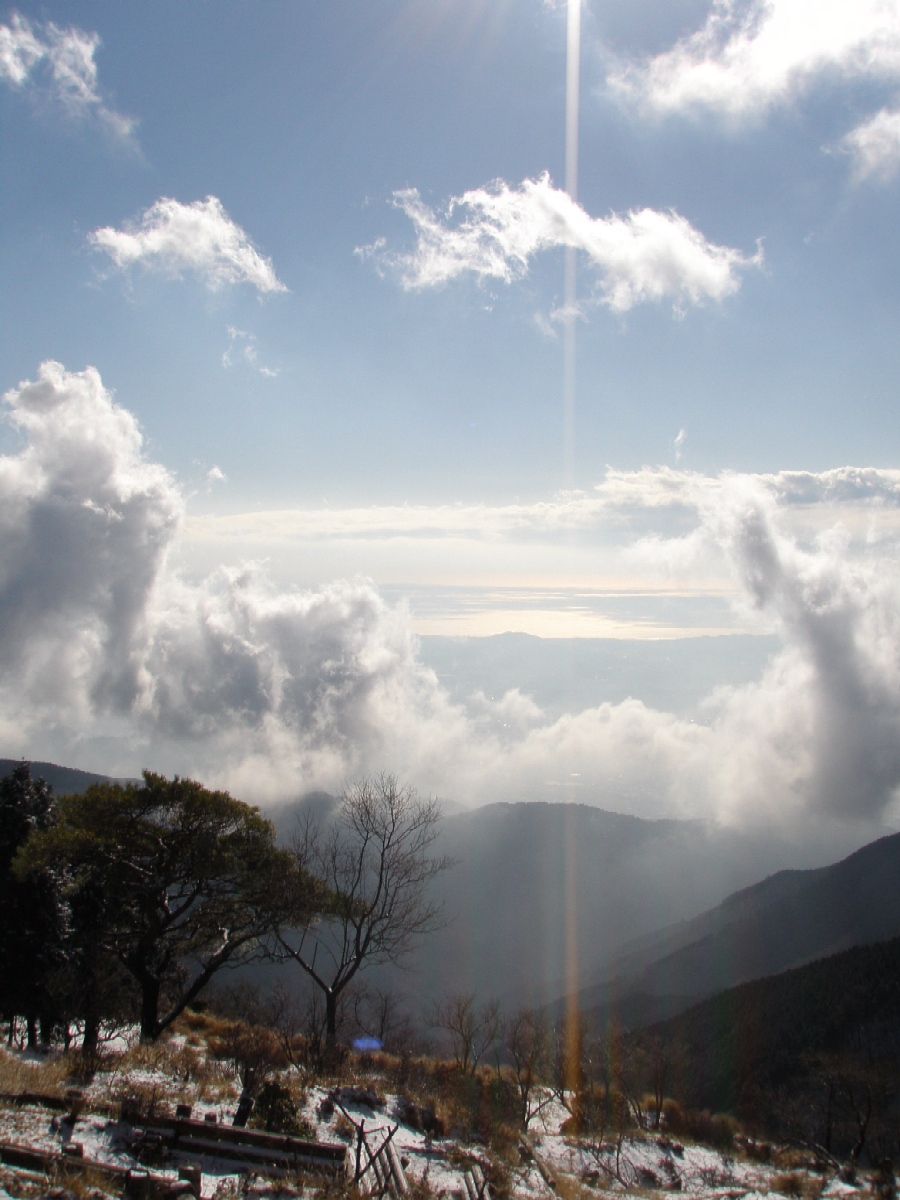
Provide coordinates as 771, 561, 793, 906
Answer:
0, 758, 137, 796
272, 794, 831, 1009
565, 830, 900, 1029
649, 934, 900, 1150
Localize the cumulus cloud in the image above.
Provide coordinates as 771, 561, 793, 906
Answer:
3, 363, 900, 837
89, 197, 286, 294
0, 12, 135, 141
608, 0, 900, 118
360, 174, 760, 314
674, 477, 900, 823
0, 362, 181, 722
840, 107, 900, 181
0, 363, 456, 801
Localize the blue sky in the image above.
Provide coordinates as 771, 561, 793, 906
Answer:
6, 0, 900, 508
3, 1, 900, 836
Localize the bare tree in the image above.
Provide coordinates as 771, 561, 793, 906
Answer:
630, 1031, 684, 1128
275, 774, 452, 1049
353, 984, 420, 1055
432, 992, 500, 1075
504, 1007, 554, 1130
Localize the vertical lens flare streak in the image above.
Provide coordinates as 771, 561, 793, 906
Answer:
563, 0, 581, 483
563, 0, 582, 1095
565, 0, 581, 203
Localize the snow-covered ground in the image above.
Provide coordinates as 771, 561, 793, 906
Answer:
0, 1037, 887, 1199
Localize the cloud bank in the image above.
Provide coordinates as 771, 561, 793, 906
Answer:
90, 197, 286, 294
362, 174, 760, 314
2, 363, 900, 841
608, 0, 900, 118
184, 464, 900, 547
0, 12, 134, 141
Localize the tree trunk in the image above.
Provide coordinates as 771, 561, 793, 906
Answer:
26, 1014, 37, 1049
140, 976, 161, 1042
325, 989, 338, 1047
83, 1011, 101, 1057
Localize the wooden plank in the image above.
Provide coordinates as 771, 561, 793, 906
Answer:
470, 1162, 492, 1200
386, 1141, 410, 1196
520, 1135, 557, 1193
140, 1115, 346, 1162
169, 1134, 343, 1173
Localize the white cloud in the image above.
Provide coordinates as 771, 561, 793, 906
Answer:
673, 428, 687, 461
90, 198, 286, 295
182, 465, 900, 548
3, 363, 900, 838
223, 326, 257, 368
608, 0, 900, 118
0, 12, 135, 141
840, 106, 900, 181
0, 362, 181, 722
222, 326, 279, 376
361, 174, 760, 314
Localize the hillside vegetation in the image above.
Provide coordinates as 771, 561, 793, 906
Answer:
650, 936, 900, 1161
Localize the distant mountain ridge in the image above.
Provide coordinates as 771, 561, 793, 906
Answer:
273, 793, 838, 1008
0, 758, 138, 795
6, 762, 889, 1020
559, 829, 900, 1030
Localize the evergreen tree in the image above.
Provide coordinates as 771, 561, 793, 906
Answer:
0, 764, 65, 1046
19, 771, 318, 1041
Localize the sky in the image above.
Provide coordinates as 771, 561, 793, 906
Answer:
3, 0, 900, 843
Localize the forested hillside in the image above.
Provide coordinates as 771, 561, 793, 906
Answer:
651, 936, 900, 1160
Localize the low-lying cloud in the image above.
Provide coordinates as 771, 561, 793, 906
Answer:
0, 12, 135, 142
90, 197, 286, 294
2, 362, 900, 842
361, 174, 760, 315
183, 464, 900, 546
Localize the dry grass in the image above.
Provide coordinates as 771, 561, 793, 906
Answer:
171, 1007, 237, 1043
0, 1046, 72, 1099
554, 1177, 607, 1200
89, 1034, 237, 1111
770, 1170, 826, 1199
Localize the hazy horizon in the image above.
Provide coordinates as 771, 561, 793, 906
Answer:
4, 2, 900, 854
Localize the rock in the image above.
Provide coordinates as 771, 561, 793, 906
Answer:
332, 1085, 384, 1109
394, 1096, 443, 1135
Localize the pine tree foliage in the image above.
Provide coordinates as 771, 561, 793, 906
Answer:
18, 771, 318, 1041
0, 763, 65, 1044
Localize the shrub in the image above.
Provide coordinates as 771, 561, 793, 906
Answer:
208, 1020, 287, 1090
251, 1077, 313, 1138
663, 1099, 737, 1148
561, 1086, 633, 1136
771, 1171, 806, 1196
